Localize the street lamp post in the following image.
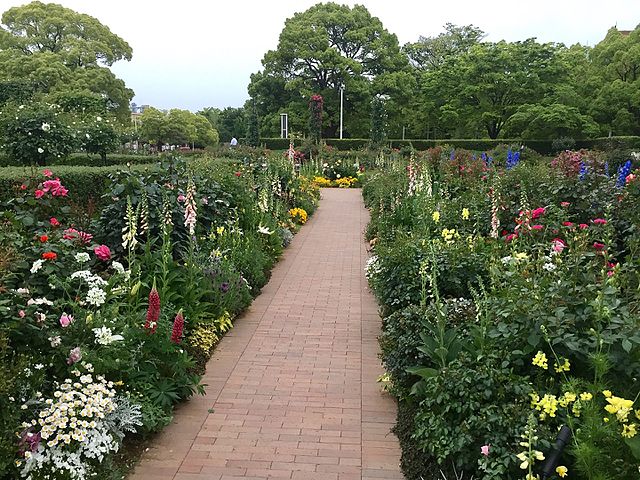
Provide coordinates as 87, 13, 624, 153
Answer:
339, 85, 344, 140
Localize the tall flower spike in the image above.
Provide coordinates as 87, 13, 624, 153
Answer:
184, 178, 197, 236
144, 279, 160, 333
122, 196, 138, 251
171, 309, 184, 344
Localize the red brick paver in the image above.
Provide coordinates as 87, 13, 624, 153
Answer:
129, 189, 403, 480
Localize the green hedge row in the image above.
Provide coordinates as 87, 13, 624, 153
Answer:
0, 153, 158, 167
0, 164, 158, 203
256, 136, 640, 154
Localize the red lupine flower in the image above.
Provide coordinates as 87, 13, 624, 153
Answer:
171, 309, 184, 344
50, 217, 60, 227
93, 245, 111, 261
42, 251, 57, 260
593, 242, 605, 251
144, 283, 161, 334
592, 218, 607, 225
39, 235, 48, 243
35, 189, 45, 199
531, 207, 545, 219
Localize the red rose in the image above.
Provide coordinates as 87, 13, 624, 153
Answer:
39, 235, 48, 243
35, 189, 45, 199
42, 251, 57, 260
50, 217, 60, 227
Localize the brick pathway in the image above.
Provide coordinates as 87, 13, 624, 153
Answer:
129, 188, 403, 480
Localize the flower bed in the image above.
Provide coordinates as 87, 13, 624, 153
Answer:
364, 148, 640, 480
0, 155, 319, 479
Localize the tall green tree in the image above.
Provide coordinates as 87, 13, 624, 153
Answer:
248, 2, 409, 138
589, 26, 640, 135
0, 1, 134, 121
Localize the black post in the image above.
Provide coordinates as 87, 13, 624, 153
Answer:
540, 425, 572, 479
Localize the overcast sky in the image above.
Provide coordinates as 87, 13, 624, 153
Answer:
1, 0, 639, 111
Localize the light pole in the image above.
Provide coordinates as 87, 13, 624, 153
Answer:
339, 85, 344, 139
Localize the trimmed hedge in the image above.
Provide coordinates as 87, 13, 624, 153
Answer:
0, 164, 158, 203
257, 136, 640, 155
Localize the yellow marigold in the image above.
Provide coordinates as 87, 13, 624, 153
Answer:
532, 351, 548, 370
289, 208, 308, 224
580, 392, 593, 401
622, 423, 637, 438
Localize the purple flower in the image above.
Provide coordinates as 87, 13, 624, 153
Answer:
220, 282, 230, 293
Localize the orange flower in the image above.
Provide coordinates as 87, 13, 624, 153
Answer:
41, 251, 57, 261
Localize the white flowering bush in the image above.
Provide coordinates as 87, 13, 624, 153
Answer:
0, 102, 77, 166
17, 366, 141, 480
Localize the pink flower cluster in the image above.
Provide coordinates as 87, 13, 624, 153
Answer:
35, 178, 68, 198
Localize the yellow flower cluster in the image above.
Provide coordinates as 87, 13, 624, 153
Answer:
312, 176, 332, 187
441, 228, 460, 244
289, 208, 308, 224
531, 393, 558, 419
554, 358, 571, 373
603, 391, 638, 438
532, 351, 548, 370
23, 369, 116, 449
188, 312, 233, 354
462, 208, 470, 220
188, 323, 219, 354
432, 211, 440, 223
334, 176, 358, 188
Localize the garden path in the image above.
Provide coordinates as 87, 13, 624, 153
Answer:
130, 188, 403, 480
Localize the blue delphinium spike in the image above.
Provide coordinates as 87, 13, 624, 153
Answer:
481, 152, 487, 164
488, 156, 493, 166
450, 150, 455, 161
604, 161, 610, 178
579, 161, 588, 181
616, 159, 632, 188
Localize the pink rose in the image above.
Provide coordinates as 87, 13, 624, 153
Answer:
593, 242, 605, 251
578, 224, 588, 229
505, 233, 518, 242
531, 225, 544, 230
50, 217, 60, 227
35, 189, 45, 199
481, 445, 490, 456
562, 221, 573, 227
94, 245, 111, 261
561, 202, 570, 207
18, 310, 25, 318
592, 218, 607, 225
43, 169, 53, 177
177, 194, 186, 202
59, 313, 74, 328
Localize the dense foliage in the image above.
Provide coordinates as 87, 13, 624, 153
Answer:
364, 146, 640, 479
0, 154, 319, 479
